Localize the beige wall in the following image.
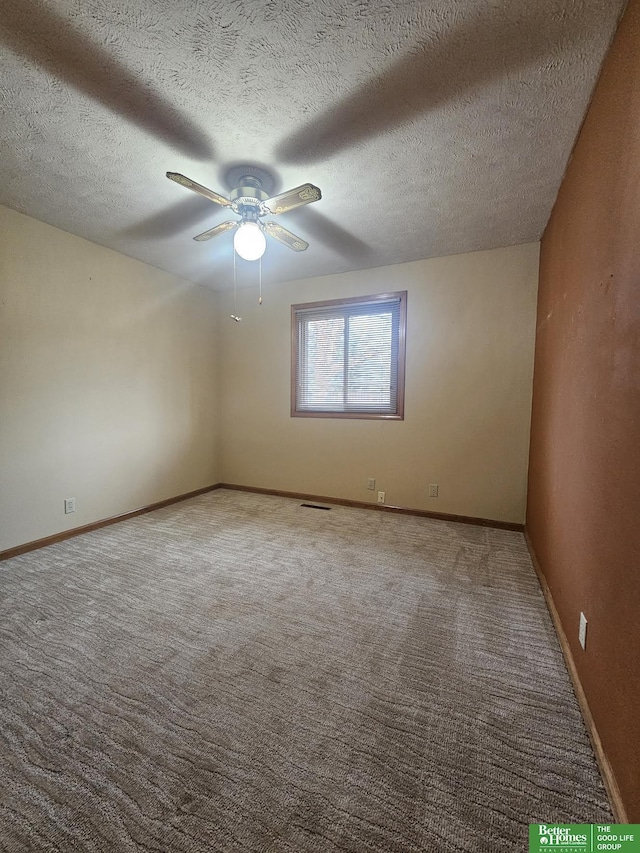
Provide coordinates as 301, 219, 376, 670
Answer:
218, 242, 539, 524
0, 206, 220, 551
0, 209, 537, 549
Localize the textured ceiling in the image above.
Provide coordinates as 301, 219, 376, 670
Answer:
0, 0, 626, 290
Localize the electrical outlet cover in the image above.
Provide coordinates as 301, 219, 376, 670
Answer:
579, 612, 587, 650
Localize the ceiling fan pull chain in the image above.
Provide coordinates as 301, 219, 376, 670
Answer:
259, 256, 263, 305
231, 247, 242, 322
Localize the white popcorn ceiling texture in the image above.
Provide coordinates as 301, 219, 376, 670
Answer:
0, 0, 626, 290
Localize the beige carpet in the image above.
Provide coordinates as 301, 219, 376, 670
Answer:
0, 489, 611, 851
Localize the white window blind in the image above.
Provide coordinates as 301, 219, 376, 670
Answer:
292, 292, 406, 418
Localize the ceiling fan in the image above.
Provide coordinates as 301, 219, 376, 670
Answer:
166, 167, 321, 261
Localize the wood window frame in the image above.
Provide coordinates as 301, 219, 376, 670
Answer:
291, 291, 407, 420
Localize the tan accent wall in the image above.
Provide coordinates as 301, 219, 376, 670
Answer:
0, 206, 219, 551
218, 243, 539, 524
527, 0, 640, 821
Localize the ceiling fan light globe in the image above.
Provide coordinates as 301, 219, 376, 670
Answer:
234, 222, 266, 261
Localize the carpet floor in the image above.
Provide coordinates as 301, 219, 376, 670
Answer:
0, 489, 611, 851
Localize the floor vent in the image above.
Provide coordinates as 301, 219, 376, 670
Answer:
300, 503, 332, 510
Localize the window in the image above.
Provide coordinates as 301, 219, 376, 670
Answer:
291, 291, 407, 419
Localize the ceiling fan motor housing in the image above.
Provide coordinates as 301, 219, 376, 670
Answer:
230, 176, 269, 222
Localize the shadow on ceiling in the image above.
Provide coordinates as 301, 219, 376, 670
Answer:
276, 1, 601, 164
118, 197, 217, 240
292, 207, 372, 261
0, 0, 213, 161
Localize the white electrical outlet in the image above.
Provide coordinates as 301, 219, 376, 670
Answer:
377, 491, 385, 504
429, 484, 439, 498
367, 478, 376, 490
64, 498, 76, 514
579, 612, 588, 650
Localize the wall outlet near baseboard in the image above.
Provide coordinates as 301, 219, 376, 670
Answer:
64, 498, 76, 514
579, 611, 588, 650
367, 478, 376, 490
428, 484, 439, 498
377, 491, 385, 504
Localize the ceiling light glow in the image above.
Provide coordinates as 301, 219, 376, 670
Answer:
233, 222, 266, 261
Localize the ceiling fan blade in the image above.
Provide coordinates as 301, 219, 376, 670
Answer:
193, 220, 238, 242
167, 172, 231, 207
263, 183, 321, 215
263, 221, 309, 252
